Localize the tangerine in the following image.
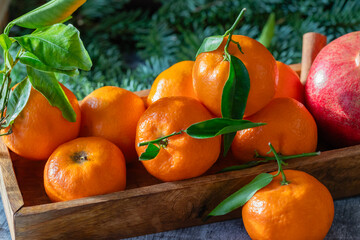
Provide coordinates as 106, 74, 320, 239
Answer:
231, 97, 317, 162
2, 84, 81, 160
135, 96, 221, 182
147, 61, 197, 106
242, 170, 334, 240
274, 61, 304, 103
193, 35, 278, 117
44, 137, 126, 202
79, 86, 145, 162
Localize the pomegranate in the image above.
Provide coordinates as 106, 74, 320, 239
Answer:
305, 31, 360, 147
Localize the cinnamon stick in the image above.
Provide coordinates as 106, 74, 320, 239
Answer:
300, 32, 327, 85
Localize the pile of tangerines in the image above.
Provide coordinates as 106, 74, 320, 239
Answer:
1, 32, 334, 239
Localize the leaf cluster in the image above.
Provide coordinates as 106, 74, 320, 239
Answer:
0, 0, 92, 130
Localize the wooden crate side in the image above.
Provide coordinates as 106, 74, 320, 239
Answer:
14, 179, 247, 240
0, 0, 10, 30
12, 145, 360, 239
0, 142, 24, 240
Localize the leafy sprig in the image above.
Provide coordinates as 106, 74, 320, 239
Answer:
138, 8, 256, 160
0, 0, 91, 133
206, 143, 318, 218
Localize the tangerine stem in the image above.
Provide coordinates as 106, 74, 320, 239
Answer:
1, 48, 22, 119
138, 130, 184, 147
218, 150, 320, 173
256, 151, 320, 161
223, 8, 246, 60
269, 143, 289, 185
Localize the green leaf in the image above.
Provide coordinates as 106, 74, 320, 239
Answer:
2, 78, 31, 127
258, 13, 276, 48
5, 51, 14, 69
221, 55, 250, 155
26, 67, 77, 122
139, 143, 160, 161
0, 78, 10, 111
15, 23, 92, 71
20, 52, 79, 77
223, 132, 236, 156
0, 34, 12, 51
8, 0, 86, 30
185, 118, 265, 139
196, 35, 224, 57
221, 55, 250, 119
208, 173, 274, 217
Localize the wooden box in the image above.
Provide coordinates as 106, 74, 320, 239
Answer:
1, 64, 360, 239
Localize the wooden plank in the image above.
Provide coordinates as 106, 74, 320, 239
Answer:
0, 141, 24, 240
8, 144, 360, 239
0, 0, 10, 30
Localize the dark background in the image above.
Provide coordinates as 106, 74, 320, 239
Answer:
4, 0, 360, 99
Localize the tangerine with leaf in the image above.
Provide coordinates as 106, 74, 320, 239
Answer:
2, 83, 81, 160
135, 96, 221, 182
193, 33, 278, 118
242, 169, 334, 240
208, 143, 334, 240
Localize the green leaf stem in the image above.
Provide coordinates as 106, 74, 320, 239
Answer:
186, 118, 265, 139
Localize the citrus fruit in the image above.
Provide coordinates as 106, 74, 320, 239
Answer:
79, 86, 145, 162
2, 84, 81, 160
44, 137, 126, 202
274, 61, 304, 103
231, 97, 317, 162
193, 35, 278, 117
135, 96, 221, 182
242, 170, 334, 240
147, 61, 197, 106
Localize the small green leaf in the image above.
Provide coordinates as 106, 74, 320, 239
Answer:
0, 78, 10, 111
196, 35, 224, 57
208, 173, 274, 217
221, 55, 250, 155
223, 132, 236, 156
139, 143, 161, 161
221, 55, 250, 119
185, 118, 265, 139
8, 0, 86, 30
2, 78, 31, 127
20, 52, 79, 76
0, 34, 12, 51
15, 23, 92, 71
5, 51, 14, 69
27, 67, 77, 122
258, 13, 276, 48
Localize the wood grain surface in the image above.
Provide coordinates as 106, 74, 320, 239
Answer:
1, 137, 360, 239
